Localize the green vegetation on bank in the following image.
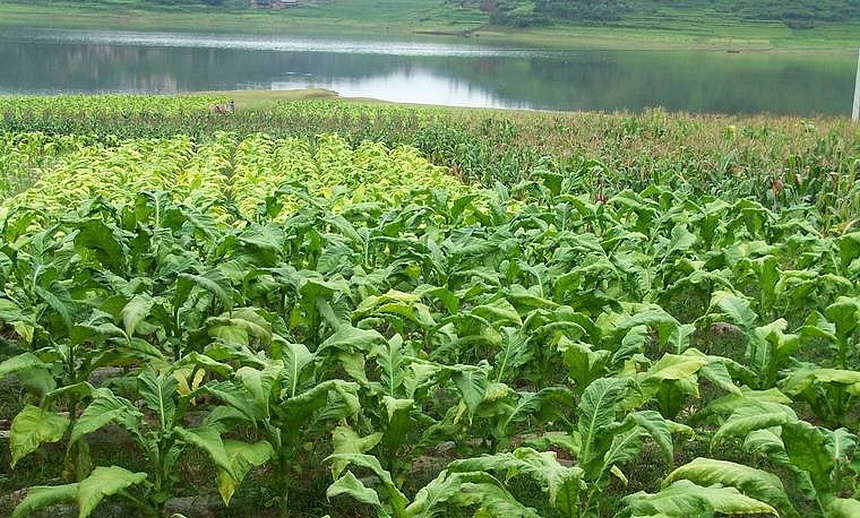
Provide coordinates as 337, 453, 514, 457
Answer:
1, 93, 860, 518
0, 0, 859, 49
481, 0, 860, 28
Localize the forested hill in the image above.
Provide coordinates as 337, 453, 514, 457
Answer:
6, 0, 860, 30
479, 0, 860, 29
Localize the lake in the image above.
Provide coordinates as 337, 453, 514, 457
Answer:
0, 27, 855, 116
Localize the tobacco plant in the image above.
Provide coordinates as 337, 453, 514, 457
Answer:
1, 113, 859, 518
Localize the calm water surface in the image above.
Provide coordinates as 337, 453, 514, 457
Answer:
0, 28, 855, 115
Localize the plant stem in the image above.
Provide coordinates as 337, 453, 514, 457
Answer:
118, 488, 159, 518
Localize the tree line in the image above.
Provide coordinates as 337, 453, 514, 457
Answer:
7, 0, 860, 28
467, 0, 860, 28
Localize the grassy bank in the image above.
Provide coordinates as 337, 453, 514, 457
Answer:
0, 1, 483, 40
0, 0, 858, 50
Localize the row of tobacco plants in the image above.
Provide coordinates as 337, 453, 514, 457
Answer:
3, 94, 859, 218
0, 100, 859, 518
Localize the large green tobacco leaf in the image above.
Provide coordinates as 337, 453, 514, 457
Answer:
602, 426, 649, 482
406, 470, 540, 518
665, 458, 798, 517
235, 222, 285, 262
707, 291, 757, 330
497, 387, 577, 441
177, 351, 235, 379
0, 296, 26, 324
355, 290, 438, 329
330, 425, 383, 478
73, 218, 127, 273
662, 223, 697, 258
120, 293, 154, 338
137, 366, 177, 430
0, 352, 49, 379
317, 325, 386, 355
174, 425, 234, 477
0, 352, 56, 397
299, 274, 351, 301
825, 427, 856, 466
713, 400, 798, 444
624, 411, 674, 463
283, 379, 360, 427
324, 213, 366, 247
747, 319, 799, 388
234, 362, 283, 418
610, 306, 680, 347
216, 439, 274, 506
178, 270, 234, 312
701, 387, 792, 417
799, 311, 838, 345
577, 377, 626, 474
447, 447, 585, 512
456, 480, 542, 518
11, 466, 146, 518
34, 279, 76, 332
327, 471, 391, 518
326, 453, 408, 515
781, 367, 860, 396
622, 479, 778, 517
782, 420, 835, 494
451, 365, 489, 421
206, 307, 273, 348
10, 404, 70, 468
824, 297, 859, 345
415, 285, 460, 314
559, 337, 609, 392
205, 379, 266, 422
382, 395, 414, 424
613, 325, 649, 364
826, 498, 860, 518
698, 358, 742, 396
472, 297, 522, 327
282, 341, 315, 399
504, 284, 558, 311
11, 483, 78, 518
836, 232, 860, 274
640, 352, 707, 382
75, 466, 147, 517
70, 387, 142, 443
743, 428, 791, 465
622, 351, 708, 411
492, 327, 533, 383
372, 334, 411, 397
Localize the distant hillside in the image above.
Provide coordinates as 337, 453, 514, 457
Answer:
4, 0, 860, 32
470, 0, 860, 29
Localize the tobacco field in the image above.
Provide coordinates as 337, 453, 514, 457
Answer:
1, 95, 860, 518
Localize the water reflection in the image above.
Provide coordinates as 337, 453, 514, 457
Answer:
270, 68, 531, 109
1, 27, 540, 57
0, 28, 855, 115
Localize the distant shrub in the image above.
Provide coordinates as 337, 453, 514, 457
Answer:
782, 14, 817, 29
534, 0, 632, 22
489, 6, 550, 27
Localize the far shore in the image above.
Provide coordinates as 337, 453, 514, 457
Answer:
0, 2, 858, 53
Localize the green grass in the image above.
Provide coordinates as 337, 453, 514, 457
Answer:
205, 88, 342, 109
